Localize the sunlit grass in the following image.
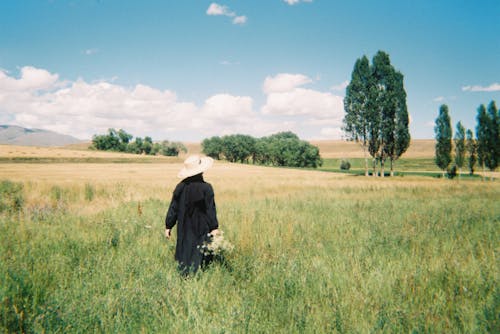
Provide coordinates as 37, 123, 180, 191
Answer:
0, 161, 498, 333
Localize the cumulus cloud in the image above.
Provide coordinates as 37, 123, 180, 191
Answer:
206, 3, 247, 25
462, 83, 500, 92
261, 73, 345, 138
330, 80, 348, 92
261, 73, 344, 119
232, 15, 247, 25
320, 127, 342, 139
0, 66, 286, 140
262, 73, 312, 94
0, 66, 59, 92
283, 0, 313, 5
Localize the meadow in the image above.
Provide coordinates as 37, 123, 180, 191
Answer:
0, 142, 499, 333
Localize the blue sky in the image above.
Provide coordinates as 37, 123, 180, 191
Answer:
0, 0, 499, 141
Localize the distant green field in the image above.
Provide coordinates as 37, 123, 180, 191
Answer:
318, 158, 484, 179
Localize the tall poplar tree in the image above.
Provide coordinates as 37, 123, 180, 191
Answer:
343, 56, 372, 176
435, 104, 452, 177
387, 71, 410, 176
466, 129, 477, 175
486, 101, 499, 173
343, 51, 410, 177
454, 121, 466, 178
370, 51, 410, 177
476, 104, 489, 178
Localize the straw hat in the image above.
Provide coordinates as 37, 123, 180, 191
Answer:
177, 154, 214, 179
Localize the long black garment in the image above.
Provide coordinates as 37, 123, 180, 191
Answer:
165, 174, 219, 274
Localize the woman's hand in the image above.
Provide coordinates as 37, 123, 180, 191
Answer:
165, 228, 171, 239
210, 229, 220, 236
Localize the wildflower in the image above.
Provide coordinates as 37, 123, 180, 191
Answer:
200, 230, 234, 256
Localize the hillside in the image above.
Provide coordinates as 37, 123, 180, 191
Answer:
0, 125, 83, 147
311, 139, 436, 159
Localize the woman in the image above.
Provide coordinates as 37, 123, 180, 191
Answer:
165, 154, 219, 275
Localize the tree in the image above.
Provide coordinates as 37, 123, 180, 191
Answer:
486, 101, 499, 174
435, 104, 452, 177
202, 136, 224, 160
476, 104, 490, 178
389, 71, 410, 176
344, 51, 409, 177
142, 136, 153, 155
203, 131, 321, 168
454, 121, 466, 178
466, 129, 477, 175
343, 56, 372, 176
221, 134, 255, 163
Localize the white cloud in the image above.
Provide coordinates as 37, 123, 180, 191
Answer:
262, 87, 344, 119
206, 3, 232, 16
232, 15, 247, 25
320, 127, 342, 139
284, 0, 313, 5
0, 66, 59, 92
263, 73, 312, 94
219, 60, 240, 66
206, 3, 246, 25
261, 72, 345, 138
331, 80, 348, 92
0, 66, 290, 140
83, 48, 99, 56
433, 96, 445, 102
462, 83, 500, 92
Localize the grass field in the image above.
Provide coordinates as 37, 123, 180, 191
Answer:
0, 144, 499, 333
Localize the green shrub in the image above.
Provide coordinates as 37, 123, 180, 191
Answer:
340, 160, 351, 170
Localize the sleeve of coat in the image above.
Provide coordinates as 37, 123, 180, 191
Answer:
205, 184, 219, 231
165, 183, 183, 229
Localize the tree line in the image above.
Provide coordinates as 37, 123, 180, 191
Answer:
91, 128, 187, 156
435, 101, 499, 179
202, 131, 322, 168
343, 50, 411, 177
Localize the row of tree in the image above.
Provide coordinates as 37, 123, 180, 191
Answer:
91, 128, 187, 156
435, 101, 499, 178
202, 132, 323, 168
343, 51, 411, 177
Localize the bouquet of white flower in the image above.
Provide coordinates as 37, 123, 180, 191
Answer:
199, 230, 234, 257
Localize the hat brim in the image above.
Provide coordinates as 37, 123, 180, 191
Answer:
177, 156, 214, 179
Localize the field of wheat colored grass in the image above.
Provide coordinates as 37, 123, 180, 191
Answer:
0, 157, 499, 332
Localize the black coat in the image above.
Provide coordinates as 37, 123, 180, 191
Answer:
165, 174, 219, 274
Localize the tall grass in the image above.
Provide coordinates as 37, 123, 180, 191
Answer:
0, 168, 498, 333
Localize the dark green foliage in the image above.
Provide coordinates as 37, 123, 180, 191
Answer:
221, 134, 256, 163
92, 129, 185, 156
454, 122, 466, 174
486, 101, 499, 171
476, 104, 490, 171
466, 129, 477, 175
343, 51, 410, 176
202, 131, 322, 168
340, 160, 351, 170
202, 136, 224, 160
447, 165, 457, 179
435, 105, 452, 173
0, 180, 24, 214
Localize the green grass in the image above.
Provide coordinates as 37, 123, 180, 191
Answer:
0, 179, 499, 333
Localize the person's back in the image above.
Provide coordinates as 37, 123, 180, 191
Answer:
165, 155, 219, 275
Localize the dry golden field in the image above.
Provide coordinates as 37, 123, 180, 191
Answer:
310, 139, 436, 159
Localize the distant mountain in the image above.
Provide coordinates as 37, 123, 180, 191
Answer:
0, 125, 83, 147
